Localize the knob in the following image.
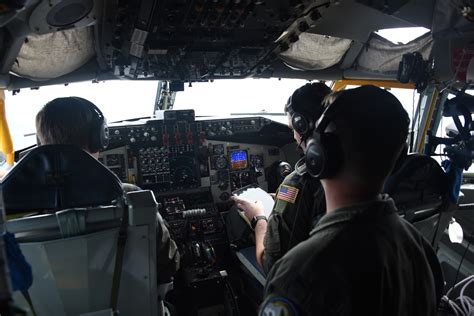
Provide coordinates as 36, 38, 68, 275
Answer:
130, 137, 136, 143
144, 132, 150, 137
219, 192, 230, 201
114, 129, 120, 135
151, 136, 157, 141
250, 120, 256, 125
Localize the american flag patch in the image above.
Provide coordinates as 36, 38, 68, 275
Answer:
276, 185, 299, 204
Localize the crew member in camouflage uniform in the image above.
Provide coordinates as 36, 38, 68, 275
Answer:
260, 86, 444, 316
232, 82, 331, 273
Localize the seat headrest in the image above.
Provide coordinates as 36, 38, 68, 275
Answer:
384, 153, 448, 213
0, 145, 123, 214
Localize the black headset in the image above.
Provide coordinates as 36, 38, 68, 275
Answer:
286, 85, 315, 141
71, 97, 109, 152
88, 101, 109, 152
286, 83, 333, 141
289, 108, 313, 140
304, 93, 344, 179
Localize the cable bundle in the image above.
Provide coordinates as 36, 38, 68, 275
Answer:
440, 275, 474, 315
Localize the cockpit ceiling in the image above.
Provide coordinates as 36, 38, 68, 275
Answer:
0, 0, 472, 89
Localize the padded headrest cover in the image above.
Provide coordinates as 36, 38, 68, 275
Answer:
384, 154, 448, 212
0, 145, 123, 214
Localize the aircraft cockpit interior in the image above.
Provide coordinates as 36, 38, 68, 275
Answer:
86, 111, 298, 314
0, 0, 474, 315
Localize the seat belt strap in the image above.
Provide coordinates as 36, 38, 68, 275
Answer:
110, 203, 129, 314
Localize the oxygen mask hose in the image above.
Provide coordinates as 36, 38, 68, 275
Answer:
0, 90, 14, 166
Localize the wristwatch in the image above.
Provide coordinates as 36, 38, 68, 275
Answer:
251, 215, 268, 230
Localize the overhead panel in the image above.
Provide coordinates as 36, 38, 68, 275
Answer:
99, 0, 334, 81
356, 0, 410, 14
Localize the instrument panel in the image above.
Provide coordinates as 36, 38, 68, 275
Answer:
99, 110, 299, 296
100, 110, 294, 256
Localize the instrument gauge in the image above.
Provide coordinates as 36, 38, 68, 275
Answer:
215, 156, 228, 169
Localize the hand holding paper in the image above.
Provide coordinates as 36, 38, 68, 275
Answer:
232, 195, 265, 223
231, 186, 274, 226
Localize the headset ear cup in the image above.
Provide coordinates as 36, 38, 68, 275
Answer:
101, 120, 109, 149
89, 109, 109, 152
305, 134, 326, 178
305, 132, 343, 179
291, 113, 309, 138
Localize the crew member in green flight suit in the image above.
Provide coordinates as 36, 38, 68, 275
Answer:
232, 82, 331, 273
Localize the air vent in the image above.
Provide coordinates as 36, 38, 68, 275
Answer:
46, 0, 93, 27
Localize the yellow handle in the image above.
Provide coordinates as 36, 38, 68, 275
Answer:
0, 89, 14, 165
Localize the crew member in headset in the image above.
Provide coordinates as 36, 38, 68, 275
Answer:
232, 82, 331, 273
35, 97, 180, 283
260, 86, 444, 316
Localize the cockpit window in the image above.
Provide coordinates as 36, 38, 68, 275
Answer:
5, 81, 159, 150
375, 27, 430, 45
0, 151, 5, 166
5, 78, 309, 150
173, 78, 309, 116
5, 78, 423, 151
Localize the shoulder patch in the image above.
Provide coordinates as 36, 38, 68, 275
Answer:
260, 297, 299, 316
276, 185, 299, 204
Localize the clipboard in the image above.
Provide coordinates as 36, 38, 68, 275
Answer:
233, 184, 274, 226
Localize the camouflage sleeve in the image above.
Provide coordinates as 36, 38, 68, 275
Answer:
260, 255, 305, 316
262, 173, 313, 274
156, 212, 180, 283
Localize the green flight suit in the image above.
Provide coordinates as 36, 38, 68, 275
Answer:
260, 197, 444, 316
262, 170, 325, 274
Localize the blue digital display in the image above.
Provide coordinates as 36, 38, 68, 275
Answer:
230, 150, 248, 169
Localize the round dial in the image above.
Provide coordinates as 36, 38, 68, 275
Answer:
213, 145, 224, 155
173, 167, 194, 185
215, 156, 228, 169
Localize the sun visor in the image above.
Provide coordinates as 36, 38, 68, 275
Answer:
11, 26, 95, 81
356, 33, 433, 74
278, 33, 352, 70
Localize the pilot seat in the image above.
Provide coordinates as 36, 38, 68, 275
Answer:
0, 145, 169, 316
384, 152, 455, 248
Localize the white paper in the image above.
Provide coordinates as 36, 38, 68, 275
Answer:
234, 187, 274, 218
